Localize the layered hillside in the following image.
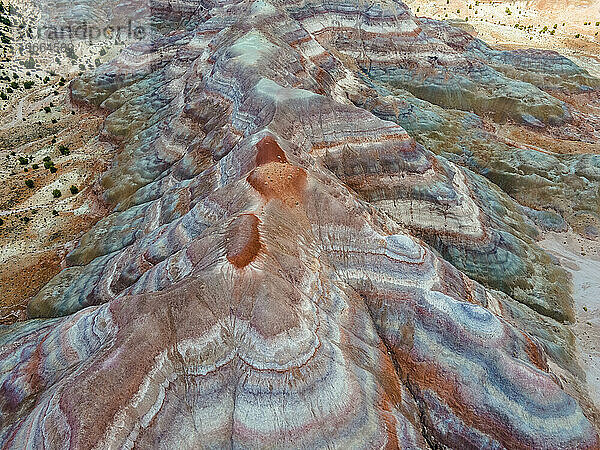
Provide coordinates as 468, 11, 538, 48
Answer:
1, 0, 600, 447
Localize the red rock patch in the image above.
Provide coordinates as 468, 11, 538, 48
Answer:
226, 214, 262, 268
247, 162, 307, 207
256, 135, 288, 166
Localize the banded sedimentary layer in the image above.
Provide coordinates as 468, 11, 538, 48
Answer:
1, 0, 599, 448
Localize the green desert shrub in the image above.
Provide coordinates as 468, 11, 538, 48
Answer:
23, 56, 36, 69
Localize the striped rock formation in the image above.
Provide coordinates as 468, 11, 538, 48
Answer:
1, 0, 599, 448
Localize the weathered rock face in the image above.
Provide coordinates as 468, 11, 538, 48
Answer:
1, 0, 599, 448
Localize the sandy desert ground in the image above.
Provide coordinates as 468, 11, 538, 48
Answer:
405, 0, 600, 76
0, 0, 128, 322
540, 231, 600, 409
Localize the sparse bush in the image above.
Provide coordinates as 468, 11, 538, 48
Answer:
9, 81, 17, 89
23, 56, 35, 69
52, 209, 58, 216
66, 46, 77, 60
0, 91, 6, 100
70, 185, 79, 195
49, 166, 57, 173
18, 156, 28, 165
25, 179, 33, 188
58, 144, 70, 155
52, 189, 61, 198
32, 164, 38, 169
43, 106, 51, 113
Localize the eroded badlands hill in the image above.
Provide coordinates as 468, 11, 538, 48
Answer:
1, 0, 600, 448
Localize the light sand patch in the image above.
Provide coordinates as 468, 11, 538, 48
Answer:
540, 231, 600, 410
